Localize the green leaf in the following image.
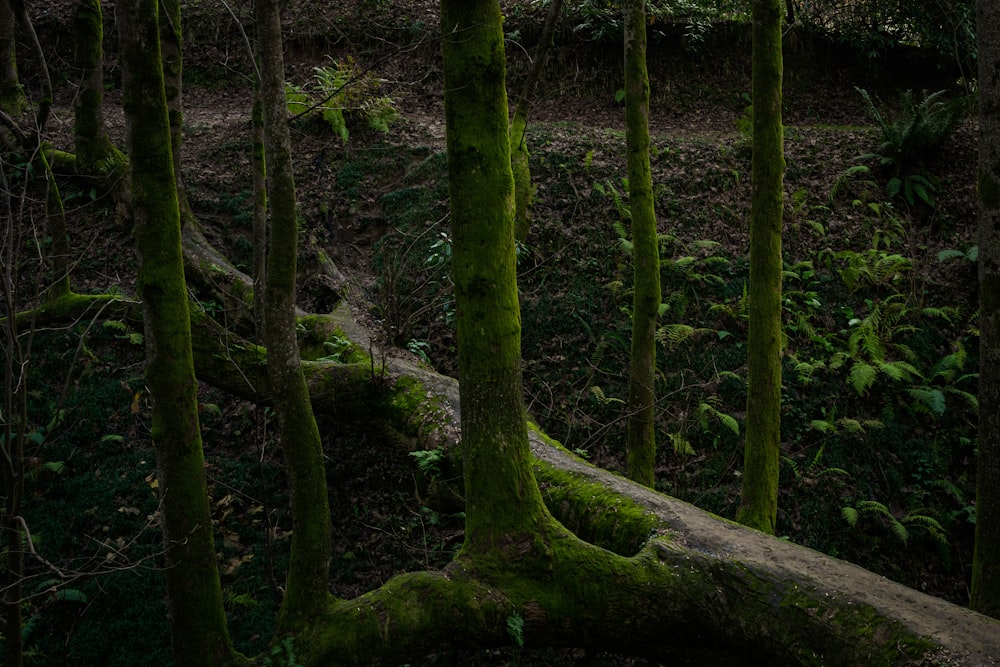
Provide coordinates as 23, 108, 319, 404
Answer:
717, 412, 739, 436
810, 419, 836, 434
668, 432, 695, 456
848, 361, 877, 395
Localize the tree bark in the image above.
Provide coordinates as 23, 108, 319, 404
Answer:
971, 0, 1000, 621
623, 0, 661, 488
41, 152, 71, 300
8, 0, 48, 132
72, 0, 126, 176
115, 1, 237, 663
159, 0, 197, 228
0, 0, 24, 115
441, 0, 556, 554
738, 0, 785, 534
509, 0, 562, 243
254, 0, 333, 627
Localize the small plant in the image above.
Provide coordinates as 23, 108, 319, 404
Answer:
409, 447, 445, 480
855, 87, 965, 208
506, 611, 525, 648
406, 339, 432, 364
263, 637, 304, 667
842, 500, 947, 547
285, 57, 396, 142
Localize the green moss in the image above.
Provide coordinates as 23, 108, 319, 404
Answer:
531, 457, 663, 555
775, 586, 934, 665
295, 319, 369, 364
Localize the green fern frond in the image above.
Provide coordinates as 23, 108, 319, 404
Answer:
810, 419, 837, 434
842, 506, 859, 527
880, 360, 922, 383
656, 323, 710, 349
943, 386, 978, 411
668, 432, 695, 456
848, 361, 878, 395
907, 387, 946, 415
837, 418, 864, 433
905, 514, 947, 546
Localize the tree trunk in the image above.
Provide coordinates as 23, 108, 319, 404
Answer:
971, 0, 1000, 621
72, 0, 126, 176
115, 1, 236, 663
509, 0, 562, 243
737, 0, 785, 534
0, 0, 24, 115
41, 152, 71, 300
8, 0, 48, 131
254, 0, 333, 627
158, 0, 196, 228
623, 0, 661, 488
441, 0, 555, 554
252, 94, 267, 336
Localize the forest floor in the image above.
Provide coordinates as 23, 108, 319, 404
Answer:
16, 1, 984, 665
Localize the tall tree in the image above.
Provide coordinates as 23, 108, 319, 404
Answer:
971, 0, 1000, 620
442, 0, 552, 549
737, 0, 785, 534
73, 0, 126, 175
623, 0, 661, 488
0, 0, 23, 115
254, 0, 333, 627
509, 0, 563, 243
115, 0, 236, 662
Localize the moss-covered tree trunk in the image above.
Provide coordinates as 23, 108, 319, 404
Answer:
510, 0, 562, 243
737, 0, 785, 534
2, 299, 27, 667
252, 95, 267, 335
41, 152, 71, 300
442, 0, 552, 551
0, 0, 24, 115
115, 0, 236, 663
72, 0, 126, 175
971, 0, 1000, 621
159, 0, 198, 229
623, 0, 661, 489
254, 0, 333, 626
8, 0, 47, 129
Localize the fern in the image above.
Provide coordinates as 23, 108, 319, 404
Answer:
696, 399, 739, 436
848, 361, 878, 395
655, 323, 712, 349
907, 386, 946, 416
885, 360, 923, 383
668, 432, 695, 456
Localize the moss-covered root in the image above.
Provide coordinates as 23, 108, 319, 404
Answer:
298, 519, 944, 667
